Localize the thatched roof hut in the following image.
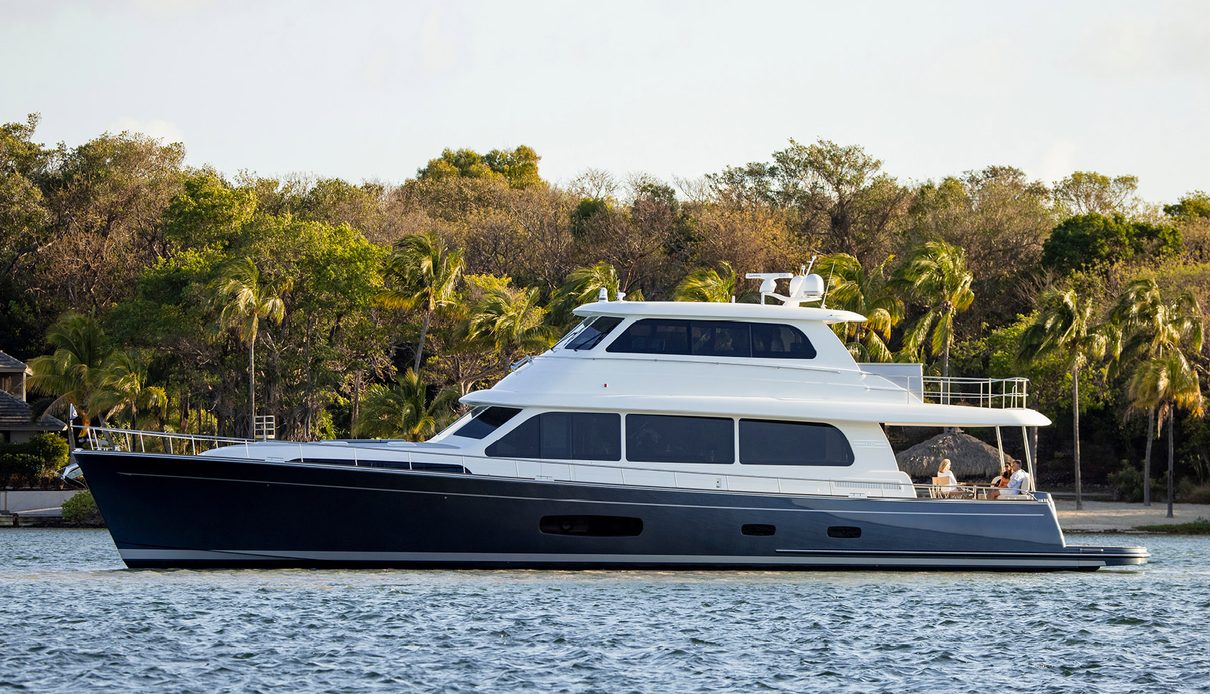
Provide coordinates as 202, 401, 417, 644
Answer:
895, 429, 1017, 480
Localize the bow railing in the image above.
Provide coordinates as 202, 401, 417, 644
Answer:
74, 425, 254, 457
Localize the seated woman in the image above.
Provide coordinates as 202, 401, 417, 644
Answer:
986, 464, 1011, 500
936, 458, 962, 498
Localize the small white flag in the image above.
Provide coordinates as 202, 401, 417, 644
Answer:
68, 403, 78, 420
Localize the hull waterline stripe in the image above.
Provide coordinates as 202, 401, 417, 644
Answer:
117, 470, 1049, 519
117, 548, 1116, 569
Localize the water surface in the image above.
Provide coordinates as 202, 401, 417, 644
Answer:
1, 530, 1207, 692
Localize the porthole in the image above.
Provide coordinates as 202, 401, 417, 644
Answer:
742, 524, 776, 536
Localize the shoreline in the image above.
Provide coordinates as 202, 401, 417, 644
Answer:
1054, 500, 1210, 533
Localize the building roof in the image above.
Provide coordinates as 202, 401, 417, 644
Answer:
0, 350, 27, 372
0, 390, 65, 432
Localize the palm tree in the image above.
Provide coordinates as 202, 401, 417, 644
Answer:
674, 262, 752, 303
1126, 353, 1204, 518
380, 232, 464, 371
552, 262, 645, 324
895, 241, 974, 377
821, 253, 904, 363
353, 370, 460, 440
98, 350, 168, 429
214, 258, 286, 438
468, 283, 559, 378
1111, 279, 1204, 505
1019, 287, 1111, 510
26, 313, 115, 431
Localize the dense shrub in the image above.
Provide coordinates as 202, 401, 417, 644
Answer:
0, 434, 70, 488
60, 491, 103, 527
1108, 462, 1168, 502
1177, 480, 1210, 504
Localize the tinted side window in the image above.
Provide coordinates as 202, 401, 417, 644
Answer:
626, 414, 734, 464
606, 319, 689, 355
450, 407, 522, 439
609, 319, 814, 360
566, 316, 623, 351
739, 419, 854, 466
486, 412, 621, 461
751, 323, 816, 359
690, 321, 752, 358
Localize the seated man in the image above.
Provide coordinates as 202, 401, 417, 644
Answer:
1000, 459, 1030, 498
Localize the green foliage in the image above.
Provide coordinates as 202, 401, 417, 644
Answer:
1042, 213, 1181, 275
61, 490, 103, 526
26, 313, 115, 423
1052, 171, 1138, 216
382, 231, 464, 370
821, 253, 903, 363
0, 433, 69, 488
467, 277, 558, 375
571, 198, 610, 235
1163, 191, 1210, 221
674, 262, 746, 303
1107, 462, 1166, 503
709, 138, 906, 266
163, 170, 257, 250
895, 241, 974, 374
417, 146, 542, 189
8, 120, 1210, 481
1135, 518, 1210, 534
353, 370, 459, 440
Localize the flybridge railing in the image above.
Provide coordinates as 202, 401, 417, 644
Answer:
859, 363, 1029, 408
74, 425, 254, 457
921, 376, 1029, 409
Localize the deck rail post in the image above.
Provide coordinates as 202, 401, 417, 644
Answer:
1021, 426, 1036, 492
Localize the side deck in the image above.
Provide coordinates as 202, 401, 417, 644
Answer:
73, 425, 1039, 503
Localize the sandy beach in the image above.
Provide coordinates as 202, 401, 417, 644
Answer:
1055, 500, 1210, 532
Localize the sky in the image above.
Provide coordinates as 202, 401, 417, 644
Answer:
3, 0, 1209, 203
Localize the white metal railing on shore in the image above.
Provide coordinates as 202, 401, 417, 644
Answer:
75, 425, 255, 457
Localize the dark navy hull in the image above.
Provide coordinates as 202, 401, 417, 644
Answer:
75, 451, 1148, 571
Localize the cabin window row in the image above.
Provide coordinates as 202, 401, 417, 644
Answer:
605, 319, 817, 359
473, 410, 854, 466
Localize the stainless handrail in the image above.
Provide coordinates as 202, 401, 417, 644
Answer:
75, 425, 254, 457
920, 376, 1029, 408
71, 425, 1039, 502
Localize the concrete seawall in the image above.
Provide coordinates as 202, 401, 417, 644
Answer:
0, 490, 83, 527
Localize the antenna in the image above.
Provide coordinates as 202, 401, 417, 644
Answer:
822, 260, 834, 309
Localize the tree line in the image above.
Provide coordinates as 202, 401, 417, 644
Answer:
3, 114, 1209, 503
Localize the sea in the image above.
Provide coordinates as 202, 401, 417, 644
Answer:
0, 529, 1207, 692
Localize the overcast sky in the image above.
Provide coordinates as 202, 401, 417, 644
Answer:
3, 0, 1208, 202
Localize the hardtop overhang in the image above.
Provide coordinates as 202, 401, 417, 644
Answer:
460, 391, 1052, 428
573, 301, 867, 324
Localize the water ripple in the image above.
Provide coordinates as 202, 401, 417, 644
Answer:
1, 530, 1208, 692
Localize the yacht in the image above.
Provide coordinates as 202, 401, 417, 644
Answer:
74, 270, 1149, 570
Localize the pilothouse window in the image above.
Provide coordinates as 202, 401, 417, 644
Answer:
450, 407, 521, 439
486, 412, 621, 461
606, 319, 815, 359
566, 316, 623, 351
